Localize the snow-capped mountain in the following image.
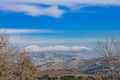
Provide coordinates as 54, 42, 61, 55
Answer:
25, 45, 97, 70
25, 45, 92, 52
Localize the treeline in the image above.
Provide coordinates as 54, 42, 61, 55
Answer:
37, 75, 120, 80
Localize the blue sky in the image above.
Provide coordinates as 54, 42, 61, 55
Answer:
0, 0, 120, 48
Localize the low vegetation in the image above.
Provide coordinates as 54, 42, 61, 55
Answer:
37, 75, 120, 80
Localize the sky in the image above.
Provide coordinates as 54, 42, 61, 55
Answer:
0, 0, 120, 49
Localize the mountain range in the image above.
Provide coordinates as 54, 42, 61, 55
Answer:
25, 45, 98, 72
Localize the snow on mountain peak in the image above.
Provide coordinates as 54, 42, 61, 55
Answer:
25, 45, 41, 52
25, 45, 91, 52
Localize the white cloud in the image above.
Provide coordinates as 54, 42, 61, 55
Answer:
0, 0, 120, 17
0, 4, 65, 18
0, 1, 65, 18
0, 29, 56, 34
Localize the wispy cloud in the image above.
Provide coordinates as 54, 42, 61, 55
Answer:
0, 0, 120, 18
0, 29, 57, 34
10, 36, 96, 46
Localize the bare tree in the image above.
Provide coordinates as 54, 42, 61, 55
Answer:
0, 31, 37, 80
0, 31, 9, 51
13, 51, 37, 80
95, 35, 120, 79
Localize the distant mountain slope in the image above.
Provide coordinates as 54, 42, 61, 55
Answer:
68, 58, 105, 74
25, 45, 116, 75
25, 45, 98, 71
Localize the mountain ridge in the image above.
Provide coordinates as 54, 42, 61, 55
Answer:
24, 45, 97, 71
